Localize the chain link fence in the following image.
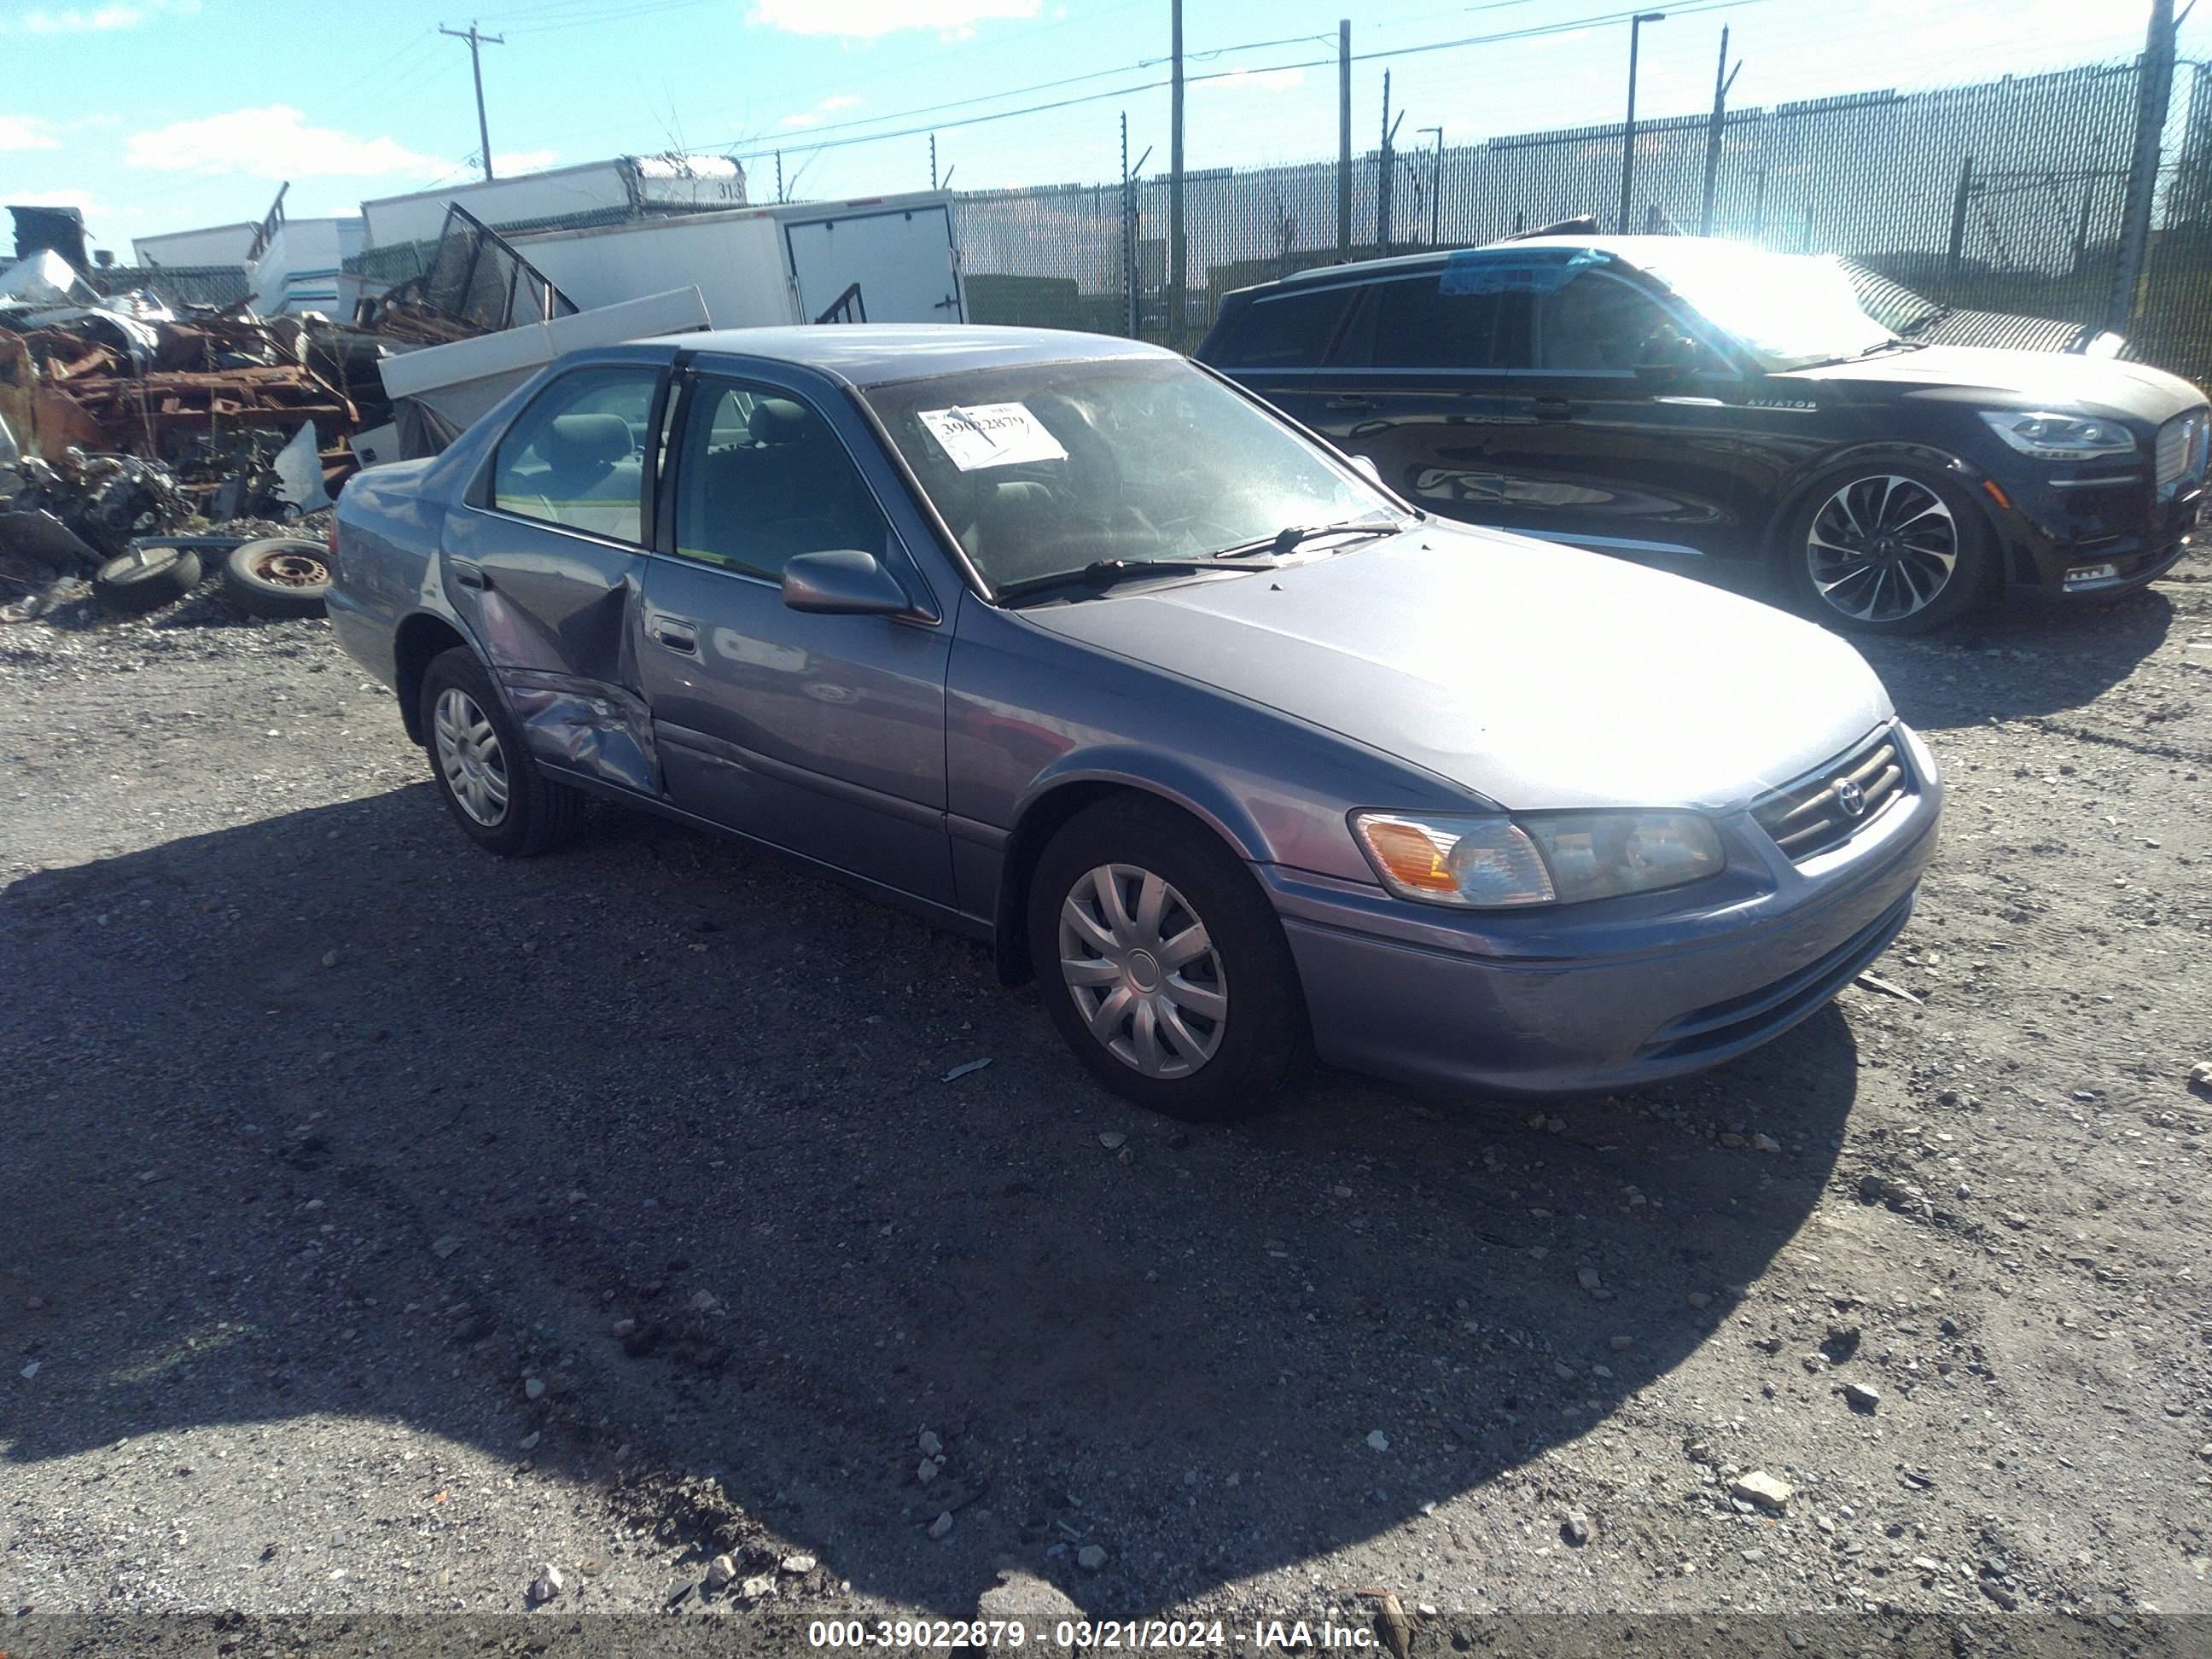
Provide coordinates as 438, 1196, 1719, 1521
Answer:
952, 54, 2212, 385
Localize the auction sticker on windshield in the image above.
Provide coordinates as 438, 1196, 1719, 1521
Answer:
917, 403, 1069, 470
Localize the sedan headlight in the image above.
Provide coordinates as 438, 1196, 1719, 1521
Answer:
1351, 810, 1725, 909
1977, 410, 2137, 462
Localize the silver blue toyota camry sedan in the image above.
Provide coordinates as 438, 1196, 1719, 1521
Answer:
329, 324, 1941, 1120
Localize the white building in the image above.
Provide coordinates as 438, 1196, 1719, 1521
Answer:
248, 214, 366, 316
131, 221, 258, 267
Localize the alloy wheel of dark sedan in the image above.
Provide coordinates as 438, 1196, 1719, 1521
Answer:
1803, 474, 1959, 625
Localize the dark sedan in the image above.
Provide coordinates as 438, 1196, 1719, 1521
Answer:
1197, 236, 2209, 633
330, 326, 1938, 1119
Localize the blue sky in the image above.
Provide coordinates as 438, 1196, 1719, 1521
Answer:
0, 0, 2193, 253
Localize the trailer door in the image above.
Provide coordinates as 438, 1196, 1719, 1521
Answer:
783, 202, 964, 325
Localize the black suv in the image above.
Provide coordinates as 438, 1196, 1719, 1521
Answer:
1196, 236, 2209, 633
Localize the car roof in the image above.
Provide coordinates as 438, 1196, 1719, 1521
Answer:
634, 323, 1175, 386
1240, 235, 1769, 295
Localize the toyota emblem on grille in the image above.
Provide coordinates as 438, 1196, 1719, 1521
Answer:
1833, 777, 1866, 818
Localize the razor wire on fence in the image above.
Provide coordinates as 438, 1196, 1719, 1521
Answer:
951, 54, 2212, 384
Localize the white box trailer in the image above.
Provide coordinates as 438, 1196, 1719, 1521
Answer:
507, 191, 966, 329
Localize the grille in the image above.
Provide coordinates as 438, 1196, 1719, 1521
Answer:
1751, 728, 1911, 863
2155, 408, 2210, 489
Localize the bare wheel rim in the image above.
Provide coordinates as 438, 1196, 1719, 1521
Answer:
433, 687, 510, 828
248, 548, 329, 588
1805, 474, 1959, 623
1057, 863, 1228, 1080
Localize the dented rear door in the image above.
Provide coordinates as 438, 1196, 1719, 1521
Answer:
439, 358, 670, 795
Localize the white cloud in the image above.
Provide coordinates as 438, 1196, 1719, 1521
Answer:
748, 0, 1039, 39
125, 106, 449, 181
0, 114, 60, 150
492, 148, 561, 175
779, 93, 864, 130
22, 0, 196, 32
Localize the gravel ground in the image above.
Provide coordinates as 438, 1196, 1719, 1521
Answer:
1, 552, 2209, 1644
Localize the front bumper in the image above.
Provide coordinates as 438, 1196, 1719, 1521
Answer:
1263, 725, 1943, 1097
1984, 456, 2206, 597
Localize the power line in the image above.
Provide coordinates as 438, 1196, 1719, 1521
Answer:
695, 0, 1794, 163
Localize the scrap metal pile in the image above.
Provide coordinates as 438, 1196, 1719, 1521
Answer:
0, 235, 500, 621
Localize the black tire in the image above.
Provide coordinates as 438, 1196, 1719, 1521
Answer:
1027, 795, 1307, 1121
1778, 463, 1990, 636
221, 537, 330, 618
92, 544, 201, 614
417, 647, 585, 857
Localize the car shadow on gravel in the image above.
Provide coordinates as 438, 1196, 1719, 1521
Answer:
0, 786, 1860, 1614
1839, 585, 2178, 727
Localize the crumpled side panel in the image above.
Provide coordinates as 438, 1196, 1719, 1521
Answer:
499, 669, 658, 797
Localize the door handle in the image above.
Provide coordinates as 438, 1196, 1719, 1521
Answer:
451, 561, 489, 591
1533, 398, 1573, 422
650, 617, 699, 654
1324, 395, 1374, 412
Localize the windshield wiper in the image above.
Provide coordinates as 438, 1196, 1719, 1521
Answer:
992, 556, 1283, 605
1213, 519, 1404, 560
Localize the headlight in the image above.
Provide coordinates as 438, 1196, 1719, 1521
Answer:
1977, 410, 2136, 462
1351, 810, 1725, 909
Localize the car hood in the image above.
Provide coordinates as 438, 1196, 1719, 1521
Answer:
1017, 526, 1894, 812
1780, 343, 2203, 422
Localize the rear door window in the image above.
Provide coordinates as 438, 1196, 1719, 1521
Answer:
1343, 274, 1534, 370
491, 367, 659, 543
1209, 286, 1354, 368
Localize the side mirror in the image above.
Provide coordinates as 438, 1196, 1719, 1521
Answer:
781, 549, 911, 615
1348, 452, 1383, 486
1634, 330, 1701, 383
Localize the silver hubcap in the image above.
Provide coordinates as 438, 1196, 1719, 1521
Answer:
1806, 474, 1959, 623
1058, 864, 1227, 1080
433, 687, 509, 827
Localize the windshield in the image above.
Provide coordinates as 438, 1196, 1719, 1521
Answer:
1628, 244, 1897, 370
862, 356, 1403, 594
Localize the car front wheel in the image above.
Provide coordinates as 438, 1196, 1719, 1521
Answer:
1782, 465, 1988, 635
1027, 795, 1307, 1121
418, 647, 584, 856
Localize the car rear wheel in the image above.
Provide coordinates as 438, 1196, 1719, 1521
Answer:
418, 647, 585, 856
1027, 795, 1306, 1121
1782, 465, 1988, 635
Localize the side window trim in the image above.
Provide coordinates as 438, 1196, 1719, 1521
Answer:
478, 362, 666, 549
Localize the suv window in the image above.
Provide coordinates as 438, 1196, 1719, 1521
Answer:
1336, 274, 1534, 370
1538, 271, 1679, 372
672, 379, 890, 580
492, 366, 658, 542
1209, 286, 1354, 368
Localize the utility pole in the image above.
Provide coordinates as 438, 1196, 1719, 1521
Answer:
930, 134, 938, 191
1169, 0, 1186, 347
1377, 71, 1390, 258
1699, 26, 1739, 237
1122, 115, 1150, 340
1417, 125, 1442, 247
776, 150, 784, 204
1337, 18, 1352, 260
1620, 11, 1665, 235
2109, 0, 2177, 331
439, 22, 505, 182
